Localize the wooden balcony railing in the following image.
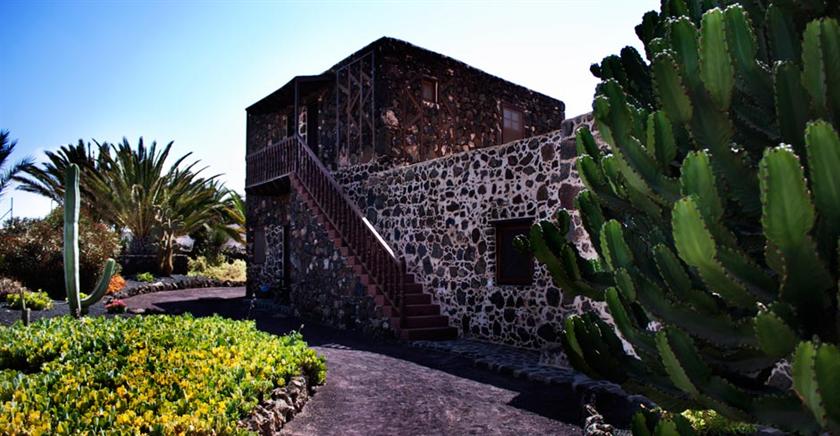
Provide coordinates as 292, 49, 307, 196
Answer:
245, 136, 406, 322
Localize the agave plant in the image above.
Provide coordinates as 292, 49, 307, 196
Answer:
521, 0, 840, 433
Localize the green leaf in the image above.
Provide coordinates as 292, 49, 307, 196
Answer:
652, 52, 694, 126
654, 419, 680, 436
754, 310, 797, 359
699, 8, 735, 110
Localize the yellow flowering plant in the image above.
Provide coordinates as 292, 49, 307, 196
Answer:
0, 315, 326, 434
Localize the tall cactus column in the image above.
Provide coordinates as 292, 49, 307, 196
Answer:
63, 164, 116, 318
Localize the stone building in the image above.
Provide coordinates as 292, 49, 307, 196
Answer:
245, 37, 593, 347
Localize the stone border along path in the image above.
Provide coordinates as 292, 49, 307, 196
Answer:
123, 287, 644, 435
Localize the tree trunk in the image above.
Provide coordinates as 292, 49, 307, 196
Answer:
159, 237, 175, 276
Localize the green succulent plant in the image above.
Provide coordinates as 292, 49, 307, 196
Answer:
64, 164, 116, 318
520, 0, 840, 433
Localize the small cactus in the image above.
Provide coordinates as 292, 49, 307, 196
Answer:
18, 288, 29, 326
63, 164, 115, 317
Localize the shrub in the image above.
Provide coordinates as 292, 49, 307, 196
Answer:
0, 210, 119, 299
135, 272, 155, 283
0, 277, 27, 300
0, 315, 326, 434
523, 0, 840, 433
5, 291, 53, 311
104, 299, 127, 313
106, 274, 126, 294
188, 256, 246, 282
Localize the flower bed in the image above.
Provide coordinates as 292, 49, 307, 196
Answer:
0, 315, 326, 434
113, 274, 245, 299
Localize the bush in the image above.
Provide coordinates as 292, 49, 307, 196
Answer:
188, 256, 246, 282
106, 274, 126, 294
0, 277, 27, 300
5, 291, 53, 311
0, 315, 326, 434
0, 211, 119, 299
135, 272, 155, 283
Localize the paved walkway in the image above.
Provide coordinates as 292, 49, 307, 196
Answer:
124, 287, 583, 435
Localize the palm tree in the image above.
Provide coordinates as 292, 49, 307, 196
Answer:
0, 130, 33, 201
13, 139, 103, 205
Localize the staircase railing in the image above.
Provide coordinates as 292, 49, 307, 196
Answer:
246, 136, 406, 323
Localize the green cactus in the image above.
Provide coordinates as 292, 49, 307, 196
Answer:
523, 0, 840, 433
64, 164, 116, 318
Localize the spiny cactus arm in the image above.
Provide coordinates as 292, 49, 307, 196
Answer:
576, 126, 602, 160
801, 19, 840, 121
635, 274, 757, 348
80, 258, 116, 312
652, 52, 694, 127
766, 4, 800, 62
596, 80, 681, 204
760, 147, 833, 335
792, 341, 840, 433
527, 221, 606, 301
774, 62, 811, 152
64, 164, 81, 318
699, 8, 735, 111
646, 111, 678, 171
652, 244, 718, 314
724, 5, 772, 99
805, 121, 840, 260
672, 197, 757, 309
754, 309, 797, 359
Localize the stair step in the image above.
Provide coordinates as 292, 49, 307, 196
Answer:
404, 304, 440, 316
399, 315, 449, 329
399, 326, 458, 341
402, 283, 423, 294
404, 293, 431, 305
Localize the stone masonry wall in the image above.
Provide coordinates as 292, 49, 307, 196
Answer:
247, 191, 389, 333
333, 115, 599, 349
373, 38, 566, 165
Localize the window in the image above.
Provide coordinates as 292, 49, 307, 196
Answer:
494, 219, 534, 285
502, 105, 524, 143
253, 227, 266, 264
421, 78, 437, 103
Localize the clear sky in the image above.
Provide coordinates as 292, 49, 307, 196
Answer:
0, 0, 657, 218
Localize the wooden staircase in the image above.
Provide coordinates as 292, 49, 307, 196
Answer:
247, 136, 457, 340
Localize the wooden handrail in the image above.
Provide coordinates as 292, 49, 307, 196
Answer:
246, 135, 406, 320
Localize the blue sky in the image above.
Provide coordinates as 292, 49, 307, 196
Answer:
0, 0, 656, 218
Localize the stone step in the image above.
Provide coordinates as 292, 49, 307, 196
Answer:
399, 326, 458, 341
399, 315, 449, 329
404, 304, 441, 316
402, 283, 423, 294
404, 293, 431, 305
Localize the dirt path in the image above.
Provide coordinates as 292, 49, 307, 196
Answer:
124, 288, 582, 435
